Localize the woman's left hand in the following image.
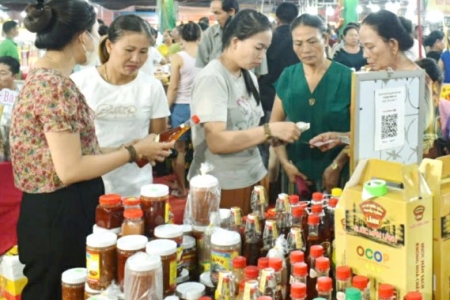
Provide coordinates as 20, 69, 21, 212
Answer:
322, 164, 341, 193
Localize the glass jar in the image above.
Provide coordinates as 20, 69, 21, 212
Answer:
210, 229, 241, 285
117, 235, 148, 291
95, 194, 124, 229
122, 209, 145, 236
155, 224, 184, 277
86, 232, 117, 290
61, 268, 87, 300
124, 252, 163, 300
84, 283, 101, 299
186, 175, 220, 226
175, 282, 206, 300
146, 239, 178, 297
182, 235, 197, 280
192, 225, 208, 274
123, 196, 141, 210
140, 184, 169, 238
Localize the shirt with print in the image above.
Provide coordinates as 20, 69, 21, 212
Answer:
71, 67, 170, 197
10, 68, 99, 193
188, 59, 266, 190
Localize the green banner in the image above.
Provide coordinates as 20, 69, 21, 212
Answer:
343, 0, 358, 28
157, 0, 177, 33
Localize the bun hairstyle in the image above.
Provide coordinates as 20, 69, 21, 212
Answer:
181, 21, 201, 42
24, 0, 96, 50
99, 15, 153, 64
362, 10, 414, 52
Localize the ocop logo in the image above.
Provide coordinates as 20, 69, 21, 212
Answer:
356, 246, 389, 263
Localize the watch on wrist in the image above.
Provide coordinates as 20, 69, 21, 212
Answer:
263, 123, 272, 140
330, 161, 340, 171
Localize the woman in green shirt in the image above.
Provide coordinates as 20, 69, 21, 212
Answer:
271, 14, 352, 192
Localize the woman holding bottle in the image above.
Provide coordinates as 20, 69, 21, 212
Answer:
166, 22, 201, 197
72, 14, 171, 197
10, 1, 173, 299
188, 9, 300, 214
270, 14, 352, 193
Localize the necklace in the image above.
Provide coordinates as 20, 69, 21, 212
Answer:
103, 64, 109, 82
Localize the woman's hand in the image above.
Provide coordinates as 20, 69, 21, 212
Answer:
309, 131, 350, 152
134, 134, 175, 165
282, 161, 307, 183
322, 164, 341, 192
269, 122, 301, 143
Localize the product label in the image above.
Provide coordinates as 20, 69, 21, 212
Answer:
165, 202, 170, 223
201, 261, 210, 272
86, 251, 100, 281
272, 223, 278, 239
176, 244, 183, 269
182, 252, 196, 271
233, 210, 242, 226
211, 249, 239, 276
259, 270, 268, 293
295, 230, 303, 249
336, 291, 345, 300
243, 283, 252, 300
254, 215, 260, 234
284, 195, 290, 212
260, 189, 266, 204
169, 258, 177, 287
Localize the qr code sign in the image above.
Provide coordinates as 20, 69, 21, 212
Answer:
381, 114, 398, 139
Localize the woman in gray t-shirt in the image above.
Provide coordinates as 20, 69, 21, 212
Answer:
188, 9, 300, 214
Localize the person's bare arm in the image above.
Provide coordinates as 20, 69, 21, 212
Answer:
166, 54, 182, 108
150, 117, 168, 134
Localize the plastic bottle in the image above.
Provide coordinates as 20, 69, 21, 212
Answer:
316, 276, 333, 300
335, 266, 352, 300
378, 284, 395, 300
306, 245, 324, 299
241, 280, 260, 300
244, 213, 263, 267
291, 262, 308, 284
345, 287, 362, 300
258, 257, 269, 278
259, 268, 281, 300
404, 292, 422, 300
352, 276, 370, 300
250, 186, 268, 232
315, 257, 330, 277
290, 282, 307, 300
331, 188, 342, 199
262, 220, 278, 257
238, 266, 260, 298
307, 215, 323, 250
232, 257, 247, 296
311, 192, 324, 205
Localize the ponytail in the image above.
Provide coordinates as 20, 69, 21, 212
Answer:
99, 36, 109, 64
242, 69, 260, 105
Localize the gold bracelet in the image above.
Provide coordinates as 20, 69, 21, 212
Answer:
263, 123, 272, 140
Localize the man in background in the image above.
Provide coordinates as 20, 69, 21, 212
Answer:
0, 21, 19, 61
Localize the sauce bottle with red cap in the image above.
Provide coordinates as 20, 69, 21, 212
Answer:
316, 276, 333, 300
269, 258, 285, 300
232, 256, 247, 296
307, 214, 323, 250
378, 284, 395, 300
238, 266, 260, 298
352, 276, 370, 300
244, 213, 263, 266
291, 282, 307, 300
315, 257, 330, 277
306, 245, 324, 299
291, 262, 308, 284
258, 257, 269, 279
404, 291, 422, 300
335, 266, 352, 299
311, 192, 324, 206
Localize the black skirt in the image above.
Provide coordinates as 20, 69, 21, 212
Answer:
17, 177, 104, 300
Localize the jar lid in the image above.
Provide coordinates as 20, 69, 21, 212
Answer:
123, 197, 140, 206
176, 282, 205, 300
86, 232, 117, 248
85, 283, 102, 294
117, 235, 148, 251
124, 209, 143, 219
140, 184, 169, 197
181, 224, 192, 233
199, 272, 214, 288
61, 268, 87, 284
92, 225, 120, 235
146, 239, 177, 256
211, 230, 240, 246
155, 224, 183, 239
128, 252, 161, 271
190, 174, 218, 188
99, 194, 121, 205
183, 235, 195, 249
177, 268, 189, 284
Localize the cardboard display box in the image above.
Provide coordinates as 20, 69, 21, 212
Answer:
335, 159, 433, 299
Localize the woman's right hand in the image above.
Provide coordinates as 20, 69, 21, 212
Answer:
282, 161, 307, 183
269, 122, 301, 143
134, 134, 175, 164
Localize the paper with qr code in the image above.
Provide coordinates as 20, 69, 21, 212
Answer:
374, 86, 406, 151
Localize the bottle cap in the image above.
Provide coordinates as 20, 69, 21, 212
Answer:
86, 232, 117, 248
315, 257, 330, 271
99, 194, 121, 205
310, 245, 324, 258
378, 284, 394, 298
122, 197, 140, 206
308, 214, 320, 225
328, 198, 339, 208
404, 292, 422, 300
289, 195, 299, 204
352, 276, 369, 290
258, 257, 269, 270
317, 276, 333, 292
124, 208, 143, 219
312, 192, 323, 201
290, 250, 304, 263
245, 266, 259, 279
266, 208, 277, 219
211, 230, 240, 246
61, 268, 87, 284
291, 282, 307, 298
140, 184, 169, 197
117, 235, 148, 251
128, 252, 161, 272
293, 262, 308, 276
233, 256, 247, 269
191, 115, 200, 124
331, 188, 342, 197
336, 266, 352, 280
146, 239, 177, 256
269, 257, 282, 271
292, 205, 305, 217
155, 224, 183, 239
345, 287, 362, 300
311, 204, 323, 214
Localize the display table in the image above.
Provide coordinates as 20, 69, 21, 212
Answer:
0, 162, 22, 255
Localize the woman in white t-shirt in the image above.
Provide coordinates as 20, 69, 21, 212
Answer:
72, 15, 170, 197
166, 22, 201, 197
188, 10, 300, 214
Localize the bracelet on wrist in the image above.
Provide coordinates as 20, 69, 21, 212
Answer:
124, 145, 138, 163
263, 123, 272, 140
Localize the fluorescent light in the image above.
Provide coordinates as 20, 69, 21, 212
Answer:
326, 6, 334, 16
357, 5, 363, 13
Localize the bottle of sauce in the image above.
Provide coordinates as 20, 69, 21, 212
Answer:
275, 194, 290, 236
258, 257, 270, 278
290, 282, 307, 300
269, 258, 285, 300
378, 284, 395, 300
244, 213, 263, 266
335, 266, 352, 300
259, 268, 282, 300
311, 192, 324, 206
288, 251, 304, 286
95, 194, 124, 230
306, 245, 323, 300
122, 197, 141, 210
352, 276, 370, 300
239, 266, 260, 298
306, 215, 323, 251
140, 184, 169, 238
136, 115, 200, 167
315, 257, 330, 277
121, 209, 144, 236
316, 277, 333, 300
250, 186, 268, 233
232, 256, 247, 296
262, 220, 278, 257
241, 280, 260, 300
291, 262, 308, 284
288, 227, 305, 253
230, 207, 245, 253
217, 270, 235, 300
